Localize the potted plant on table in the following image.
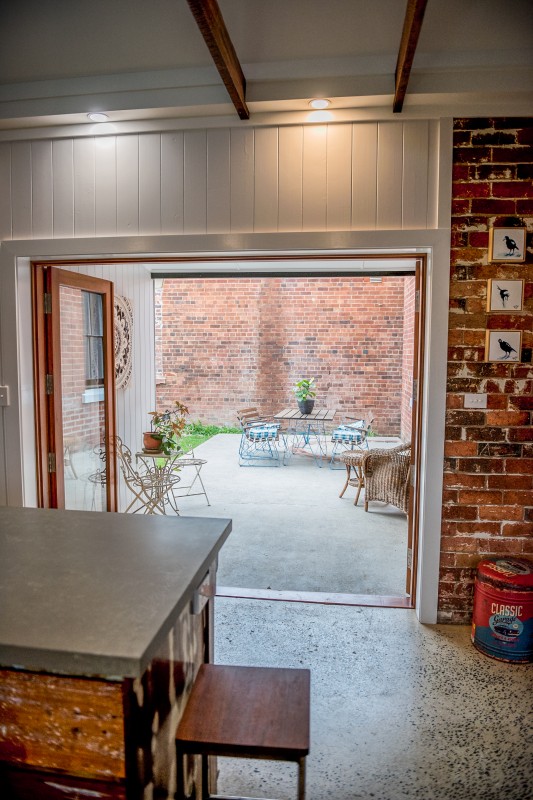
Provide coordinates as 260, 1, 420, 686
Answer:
143, 401, 189, 455
293, 378, 316, 415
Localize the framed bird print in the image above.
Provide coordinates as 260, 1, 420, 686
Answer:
487, 279, 524, 312
485, 330, 522, 362
488, 226, 526, 263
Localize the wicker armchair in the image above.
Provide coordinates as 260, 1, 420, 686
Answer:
362, 442, 411, 513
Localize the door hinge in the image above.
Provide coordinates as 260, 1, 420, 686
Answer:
45, 374, 54, 395
415, 289, 420, 312
407, 547, 412, 569
48, 452, 56, 473
412, 378, 418, 397
410, 465, 416, 488
44, 293, 52, 314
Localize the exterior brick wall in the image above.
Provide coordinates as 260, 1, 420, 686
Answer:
439, 118, 533, 623
60, 286, 105, 449
157, 276, 414, 436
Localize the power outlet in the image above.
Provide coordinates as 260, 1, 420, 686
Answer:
464, 393, 487, 409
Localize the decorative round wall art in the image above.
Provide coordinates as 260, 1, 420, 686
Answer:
114, 295, 133, 390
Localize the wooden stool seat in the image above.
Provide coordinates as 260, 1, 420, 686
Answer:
176, 664, 310, 800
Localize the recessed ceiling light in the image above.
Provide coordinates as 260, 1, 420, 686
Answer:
87, 112, 109, 122
309, 99, 330, 110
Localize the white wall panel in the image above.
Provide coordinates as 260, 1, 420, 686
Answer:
352, 123, 378, 230
52, 139, 74, 237
377, 123, 403, 229
161, 132, 184, 234
207, 129, 230, 233
302, 125, 327, 231
403, 121, 430, 230
73, 138, 95, 237
31, 141, 53, 239
0, 120, 439, 241
326, 124, 352, 231
95, 137, 117, 236
184, 130, 207, 233
116, 135, 139, 234
11, 142, 32, 239
230, 128, 254, 232
139, 134, 161, 235
254, 127, 278, 232
278, 126, 303, 232
0, 143, 12, 241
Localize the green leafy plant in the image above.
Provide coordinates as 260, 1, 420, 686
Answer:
292, 377, 317, 401
148, 401, 189, 455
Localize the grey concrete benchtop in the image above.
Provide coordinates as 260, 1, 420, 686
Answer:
0, 507, 231, 679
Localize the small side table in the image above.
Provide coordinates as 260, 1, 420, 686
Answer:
339, 449, 366, 506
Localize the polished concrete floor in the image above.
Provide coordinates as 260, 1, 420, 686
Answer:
214, 598, 533, 800
184, 434, 408, 596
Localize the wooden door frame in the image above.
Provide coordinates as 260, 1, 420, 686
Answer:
32, 264, 118, 511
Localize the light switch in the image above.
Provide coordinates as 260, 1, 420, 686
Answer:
0, 386, 9, 407
464, 393, 487, 409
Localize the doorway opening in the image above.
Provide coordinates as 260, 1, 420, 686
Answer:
29, 253, 425, 610
153, 260, 423, 608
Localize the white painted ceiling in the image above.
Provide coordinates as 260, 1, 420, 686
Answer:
1, 0, 532, 133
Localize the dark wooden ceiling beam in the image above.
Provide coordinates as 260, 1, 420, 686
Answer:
393, 0, 429, 113
186, 0, 249, 120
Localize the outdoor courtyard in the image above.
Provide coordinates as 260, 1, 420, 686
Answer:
173, 433, 409, 598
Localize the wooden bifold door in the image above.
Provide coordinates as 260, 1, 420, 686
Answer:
33, 265, 117, 511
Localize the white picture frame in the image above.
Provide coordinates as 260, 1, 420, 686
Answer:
488, 227, 526, 263
485, 330, 522, 362
487, 279, 524, 312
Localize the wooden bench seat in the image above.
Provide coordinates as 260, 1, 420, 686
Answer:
175, 664, 310, 800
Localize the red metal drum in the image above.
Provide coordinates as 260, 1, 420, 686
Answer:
471, 557, 533, 663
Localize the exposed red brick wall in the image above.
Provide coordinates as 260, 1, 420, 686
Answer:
439, 117, 533, 623
60, 287, 105, 447
157, 276, 412, 434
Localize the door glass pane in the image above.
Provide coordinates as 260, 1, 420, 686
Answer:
60, 286, 106, 511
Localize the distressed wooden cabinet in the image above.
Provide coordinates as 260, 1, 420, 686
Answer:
0, 507, 231, 799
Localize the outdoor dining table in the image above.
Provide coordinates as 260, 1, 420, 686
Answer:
273, 407, 337, 467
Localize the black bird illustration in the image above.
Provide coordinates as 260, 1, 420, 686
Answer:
497, 285, 510, 307
503, 235, 519, 256
498, 338, 517, 359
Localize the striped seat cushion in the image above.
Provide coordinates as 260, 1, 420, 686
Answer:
247, 424, 280, 441
331, 424, 365, 443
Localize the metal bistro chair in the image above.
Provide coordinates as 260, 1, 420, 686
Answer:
237, 407, 285, 467
329, 410, 374, 469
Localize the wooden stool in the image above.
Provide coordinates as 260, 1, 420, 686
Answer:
175, 664, 310, 800
339, 450, 366, 505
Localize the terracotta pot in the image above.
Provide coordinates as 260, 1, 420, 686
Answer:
143, 431, 163, 451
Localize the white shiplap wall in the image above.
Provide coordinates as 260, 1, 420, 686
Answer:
0, 121, 439, 241
63, 263, 155, 511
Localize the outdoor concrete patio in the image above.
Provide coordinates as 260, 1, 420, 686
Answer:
181, 433, 408, 597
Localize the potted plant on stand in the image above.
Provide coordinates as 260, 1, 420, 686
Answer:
293, 378, 316, 415
143, 401, 189, 455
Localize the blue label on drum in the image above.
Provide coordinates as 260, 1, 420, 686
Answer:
489, 613, 523, 641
